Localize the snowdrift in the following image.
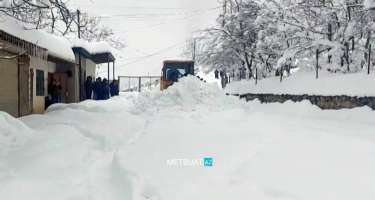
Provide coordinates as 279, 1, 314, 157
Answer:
0, 112, 32, 157
1, 77, 375, 200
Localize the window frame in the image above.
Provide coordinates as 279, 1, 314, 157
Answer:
36, 69, 45, 97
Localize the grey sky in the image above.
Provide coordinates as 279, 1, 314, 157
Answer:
71, 0, 220, 76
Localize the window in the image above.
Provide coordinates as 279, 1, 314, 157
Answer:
36, 70, 44, 96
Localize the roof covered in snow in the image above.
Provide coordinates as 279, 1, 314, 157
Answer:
71, 39, 115, 63
0, 17, 76, 62
70, 39, 114, 55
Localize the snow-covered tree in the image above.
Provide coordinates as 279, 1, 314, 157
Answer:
0, 0, 125, 49
197, 0, 374, 79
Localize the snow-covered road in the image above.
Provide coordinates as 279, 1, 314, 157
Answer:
1, 77, 375, 200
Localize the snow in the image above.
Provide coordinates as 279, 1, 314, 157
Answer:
71, 38, 115, 55
226, 71, 375, 96
1, 76, 375, 200
0, 17, 76, 62
364, 0, 375, 9
0, 112, 32, 157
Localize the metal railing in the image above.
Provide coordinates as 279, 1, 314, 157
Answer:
118, 76, 161, 92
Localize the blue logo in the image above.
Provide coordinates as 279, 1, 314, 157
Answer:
203, 157, 214, 167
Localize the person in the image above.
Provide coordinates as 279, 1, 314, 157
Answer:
55, 80, 62, 103
85, 76, 94, 100
93, 77, 102, 100
220, 70, 228, 89
49, 79, 62, 104
47, 80, 54, 107
219, 70, 224, 79
102, 78, 110, 100
214, 69, 219, 79
110, 80, 119, 97
167, 68, 180, 82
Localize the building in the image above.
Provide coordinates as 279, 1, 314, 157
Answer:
71, 40, 116, 100
0, 30, 46, 117
0, 18, 115, 117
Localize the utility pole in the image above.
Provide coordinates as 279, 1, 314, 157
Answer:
77, 9, 81, 39
316, 49, 319, 79
369, 44, 372, 75
77, 9, 82, 100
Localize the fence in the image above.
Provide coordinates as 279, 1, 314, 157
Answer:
118, 76, 161, 92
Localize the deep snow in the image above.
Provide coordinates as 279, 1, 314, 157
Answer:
1, 77, 375, 200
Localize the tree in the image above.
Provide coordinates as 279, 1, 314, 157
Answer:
0, 0, 125, 49
198, 0, 374, 78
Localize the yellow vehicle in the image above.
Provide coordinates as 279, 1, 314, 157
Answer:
160, 60, 195, 90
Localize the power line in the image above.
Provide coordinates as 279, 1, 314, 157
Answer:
97, 7, 220, 19
121, 41, 187, 66
112, 8, 219, 33
72, 4, 205, 10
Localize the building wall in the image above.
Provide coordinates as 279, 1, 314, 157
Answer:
238, 93, 375, 110
29, 56, 49, 114
74, 53, 97, 100
85, 58, 97, 78
48, 61, 57, 73
0, 51, 18, 117
50, 60, 78, 103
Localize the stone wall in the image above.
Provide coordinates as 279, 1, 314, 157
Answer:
231, 93, 375, 110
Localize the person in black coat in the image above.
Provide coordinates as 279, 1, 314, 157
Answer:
167, 68, 180, 82
214, 69, 219, 79
84, 76, 94, 100
110, 80, 120, 97
102, 78, 110, 100
93, 77, 102, 100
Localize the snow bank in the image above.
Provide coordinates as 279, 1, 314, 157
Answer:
128, 76, 242, 115
1, 77, 375, 200
226, 71, 375, 96
0, 112, 32, 157
0, 16, 75, 62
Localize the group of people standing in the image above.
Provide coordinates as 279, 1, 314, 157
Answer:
84, 76, 119, 100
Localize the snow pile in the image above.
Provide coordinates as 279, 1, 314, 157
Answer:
1, 77, 375, 200
226, 71, 375, 96
129, 76, 242, 115
0, 16, 75, 62
364, 0, 375, 9
0, 112, 32, 157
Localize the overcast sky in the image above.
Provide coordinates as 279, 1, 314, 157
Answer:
70, 0, 220, 76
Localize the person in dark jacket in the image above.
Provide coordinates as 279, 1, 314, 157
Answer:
93, 77, 102, 100
110, 80, 120, 97
49, 79, 62, 103
102, 78, 110, 100
85, 76, 94, 100
214, 69, 219, 79
167, 68, 180, 82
